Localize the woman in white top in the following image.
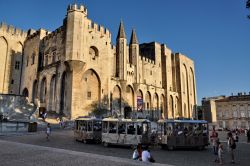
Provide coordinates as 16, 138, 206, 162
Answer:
142, 146, 155, 163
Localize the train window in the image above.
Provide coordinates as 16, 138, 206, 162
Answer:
93, 121, 102, 131
118, 122, 126, 134
102, 121, 108, 133
127, 123, 136, 135
80, 121, 87, 131
166, 123, 173, 136
137, 123, 143, 135
109, 122, 117, 133
142, 123, 148, 134
87, 121, 93, 131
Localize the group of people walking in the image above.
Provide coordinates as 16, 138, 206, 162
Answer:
210, 127, 237, 165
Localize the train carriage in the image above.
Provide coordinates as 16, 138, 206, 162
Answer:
74, 117, 102, 143
101, 118, 151, 147
158, 119, 209, 150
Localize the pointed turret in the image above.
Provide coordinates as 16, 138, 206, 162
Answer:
116, 21, 126, 39
129, 29, 138, 44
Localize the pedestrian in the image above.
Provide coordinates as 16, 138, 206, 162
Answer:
132, 144, 142, 160
247, 129, 250, 143
218, 143, 224, 165
46, 123, 51, 141
142, 146, 155, 163
214, 139, 220, 163
210, 127, 218, 155
228, 132, 236, 164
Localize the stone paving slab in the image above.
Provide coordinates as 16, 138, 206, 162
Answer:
0, 140, 169, 166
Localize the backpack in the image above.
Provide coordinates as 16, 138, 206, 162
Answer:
230, 139, 236, 149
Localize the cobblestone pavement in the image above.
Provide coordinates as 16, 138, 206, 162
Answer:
0, 130, 250, 166
0, 139, 168, 166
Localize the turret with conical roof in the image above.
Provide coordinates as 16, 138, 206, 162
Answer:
129, 29, 139, 82
116, 21, 126, 39
115, 21, 127, 80
129, 29, 138, 44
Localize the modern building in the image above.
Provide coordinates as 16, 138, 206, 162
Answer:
216, 93, 250, 129
201, 96, 226, 123
0, 4, 197, 119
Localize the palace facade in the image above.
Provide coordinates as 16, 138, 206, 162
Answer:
0, 4, 197, 119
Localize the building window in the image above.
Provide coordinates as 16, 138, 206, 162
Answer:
26, 57, 29, 66
15, 61, 20, 70
87, 91, 91, 100
11, 79, 14, 84
150, 70, 152, 75
241, 111, 246, 118
32, 53, 35, 65
89, 46, 98, 60
52, 51, 56, 63
233, 111, 238, 118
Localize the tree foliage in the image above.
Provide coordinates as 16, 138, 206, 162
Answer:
247, 0, 250, 19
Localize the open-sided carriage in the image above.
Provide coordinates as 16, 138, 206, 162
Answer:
157, 119, 209, 150
101, 118, 151, 147
74, 117, 102, 143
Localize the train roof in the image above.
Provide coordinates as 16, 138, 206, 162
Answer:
158, 119, 208, 124
102, 118, 150, 123
75, 116, 102, 121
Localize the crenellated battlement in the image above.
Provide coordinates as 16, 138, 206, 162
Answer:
43, 26, 64, 41
140, 56, 155, 65
67, 4, 87, 15
88, 20, 111, 39
0, 22, 27, 38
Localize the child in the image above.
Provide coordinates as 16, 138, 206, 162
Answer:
46, 123, 51, 141
218, 143, 224, 165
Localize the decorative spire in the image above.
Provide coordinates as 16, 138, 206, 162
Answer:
129, 29, 138, 44
116, 20, 126, 39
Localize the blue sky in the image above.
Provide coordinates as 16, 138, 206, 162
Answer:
0, 0, 249, 104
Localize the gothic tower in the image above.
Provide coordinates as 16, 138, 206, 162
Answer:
129, 29, 139, 83
115, 21, 127, 80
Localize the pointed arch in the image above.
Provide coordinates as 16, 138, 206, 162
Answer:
153, 93, 159, 110
40, 77, 47, 103
145, 91, 151, 110
126, 85, 134, 107
169, 95, 174, 119
190, 67, 196, 104
0, 36, 8, 92
161, 94, 166, 118
176, 96, 181, 117
112, 85, 121, 112
136, 89, 143, 111
60, 72, 66, 115
49, 75, 56, 111
183, 64, 190, 118
32, 80, 38, 103
81, 69, 101, 115
22, 88, 29, 98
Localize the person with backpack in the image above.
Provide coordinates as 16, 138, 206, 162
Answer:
228, 132, 236, 164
